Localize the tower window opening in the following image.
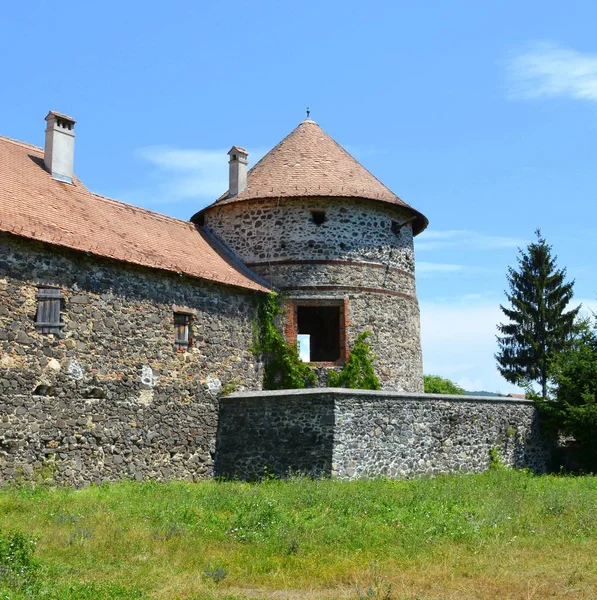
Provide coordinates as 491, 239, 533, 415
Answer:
311, 210, 326, 226
297, 305, 340, 362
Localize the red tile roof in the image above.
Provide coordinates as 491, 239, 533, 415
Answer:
197, 119, 428, 235
0, 135, 269, 293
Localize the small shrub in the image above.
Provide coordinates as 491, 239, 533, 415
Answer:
220, 378, 241, 396
0, 529, 39, 592
328, 331, 381, 390
355, 562, 393, 600
285, 537, 299, 555
489, 446, 506, 470
203, 565, 227, 583
150, 523, 185, 541
67, 527, 93, 545
538, 318, 597, 469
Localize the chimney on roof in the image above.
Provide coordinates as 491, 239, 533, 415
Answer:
228, 146, 248, 197
44, 111, 75, 184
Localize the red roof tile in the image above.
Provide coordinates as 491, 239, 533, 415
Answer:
0, 135, 269, 293
199, 119, 428, 235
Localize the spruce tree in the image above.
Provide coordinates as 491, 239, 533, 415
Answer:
496, 230, 580, 398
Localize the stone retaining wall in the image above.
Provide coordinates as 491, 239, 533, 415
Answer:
216, 389, 551, 480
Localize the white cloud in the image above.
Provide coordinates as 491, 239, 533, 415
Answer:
416, 229, 526, 252
120, 145, 267, 210
139, 146, 230, 201
507, 41, 597, 102
417, 262, 491, 277
417, 262, 467, 274
421, 295, 596, 394
420, 297, 522, 394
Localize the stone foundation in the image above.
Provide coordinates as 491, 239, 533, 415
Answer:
0, 394, 218, 485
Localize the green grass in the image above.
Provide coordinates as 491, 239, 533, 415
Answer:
0, 470, 596, 599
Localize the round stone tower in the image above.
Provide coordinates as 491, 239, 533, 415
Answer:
192, 119, 428, 392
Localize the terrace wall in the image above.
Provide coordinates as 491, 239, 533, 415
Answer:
216, 389, 551, 480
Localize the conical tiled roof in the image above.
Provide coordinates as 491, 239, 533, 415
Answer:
198, 119, 428, 235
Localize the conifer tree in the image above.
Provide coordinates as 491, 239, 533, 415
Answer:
496, 230, 580, 398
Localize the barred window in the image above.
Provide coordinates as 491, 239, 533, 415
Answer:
35, 286, 64, 334
174, 312, 192, 351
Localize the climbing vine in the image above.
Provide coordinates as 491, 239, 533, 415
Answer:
328, 331, 381, 390
252, 293, 316, 390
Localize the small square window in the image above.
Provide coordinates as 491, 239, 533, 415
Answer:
35, 286, 64, 334
174, 312, 192, 351
391, 220, 402, 235
311, 211, 326, 226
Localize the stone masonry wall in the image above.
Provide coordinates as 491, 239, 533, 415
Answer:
205, 197, 424, 392
284, 289, 424, 392
0, 233, 263, 485
216, 389, 550, 480
204, 197, 416, 271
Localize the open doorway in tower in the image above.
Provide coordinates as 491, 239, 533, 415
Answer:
289, 300, 348, 364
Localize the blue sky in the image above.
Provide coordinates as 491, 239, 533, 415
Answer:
2, 1, 596, 392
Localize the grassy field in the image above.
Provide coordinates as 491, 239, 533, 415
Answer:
0, 469, 596, 599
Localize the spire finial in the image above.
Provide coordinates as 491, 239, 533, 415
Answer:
306, 106, 310, 119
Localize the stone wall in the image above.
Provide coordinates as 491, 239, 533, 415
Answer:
205, 197, 424, 392
282, 290, 423, 392
0, 233, 263, 484
216, 389, 550, 480
204, 197, 416, 271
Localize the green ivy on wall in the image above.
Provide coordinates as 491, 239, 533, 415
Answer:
328, 331, 381, 390
252, 293, 316, 390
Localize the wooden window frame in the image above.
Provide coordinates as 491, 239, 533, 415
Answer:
35, 286, 64, 334
173, 310, 194, 351
285, 298, 349, 366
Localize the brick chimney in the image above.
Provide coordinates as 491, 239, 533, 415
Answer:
228, 146, 248, 197
44, 111, 75, 183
